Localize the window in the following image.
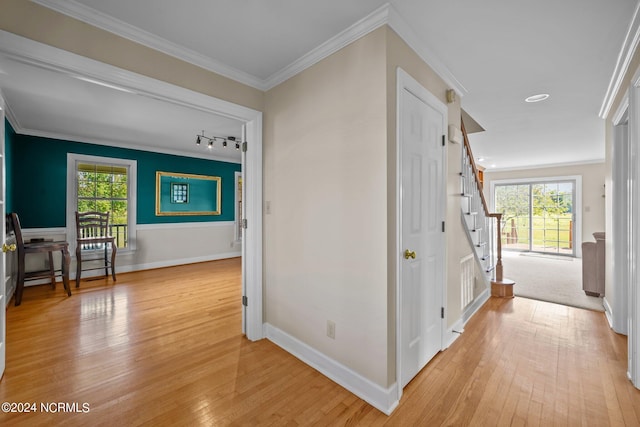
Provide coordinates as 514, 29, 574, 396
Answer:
67, 154, 137, 252
492, 177, 581, 256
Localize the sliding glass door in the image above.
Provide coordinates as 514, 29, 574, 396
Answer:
494, 180, 575, 256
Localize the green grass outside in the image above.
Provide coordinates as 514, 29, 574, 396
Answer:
501, 214, 573, 251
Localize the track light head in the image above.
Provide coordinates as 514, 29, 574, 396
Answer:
196, 135, 201, 145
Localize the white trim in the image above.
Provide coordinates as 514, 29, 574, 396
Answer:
263, 4, 390, 89
28, 2, 467, 97
603, 297, 615, 329
599, 2, 640, 119
136, 221, 235, 231
0, 88, 20, 132
22, 227, 67, 235
462, 288, 490, 326
444, 318, 464, 349
489, 175, 583, 257
234, 171, 242, 242
264, 323, 398, 415
243, 116, 263, 341
0, 32, 264, 342
22, 251, 242, 286
628, 83, 640, 388
12, 126, 241, 164
386, 7, 467, 97
0, 31, 256, 123
611, 119, 629, 335
269, 3, 467, 95
396, 67, 448, 402
485, 159, 605, 173
31, 0, 265, 90
613, 91, 630, 126
66, 153, 138, 254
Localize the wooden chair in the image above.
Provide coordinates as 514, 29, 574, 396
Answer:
75, 211, 117, 285
7, 212, 71, 306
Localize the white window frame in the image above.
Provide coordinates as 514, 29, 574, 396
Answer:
490, 175, 583, 257
66, 153, 137, 255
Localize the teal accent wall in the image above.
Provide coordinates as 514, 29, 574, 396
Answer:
4, 119, 15, 214
10, 133, 241, 228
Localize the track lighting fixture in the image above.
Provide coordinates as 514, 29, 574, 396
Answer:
195, 131, 245, 152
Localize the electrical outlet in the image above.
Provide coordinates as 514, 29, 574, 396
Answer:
326, 320, 335, 339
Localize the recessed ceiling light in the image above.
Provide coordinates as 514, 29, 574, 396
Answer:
490, 164, 497, 168
525, 93, 550, 103
477, 157, 485, 162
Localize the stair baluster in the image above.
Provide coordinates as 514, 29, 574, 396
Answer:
460, 120, 514, 297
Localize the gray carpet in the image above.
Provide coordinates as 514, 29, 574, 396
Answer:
502, 251, 604, 311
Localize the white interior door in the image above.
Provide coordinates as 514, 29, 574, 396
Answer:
398, 70, 446, 389
0, 93, 7, 380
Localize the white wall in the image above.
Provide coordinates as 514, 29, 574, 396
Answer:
264, 27, 389, 387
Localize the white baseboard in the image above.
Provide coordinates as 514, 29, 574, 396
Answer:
462, 288, 490, 325
21, 251, 241, 286
603, 297, 614, 329
114, 251, 241, 275
264, 323, 399, 415
444, 318, 464, 349
444, 288, 490, 349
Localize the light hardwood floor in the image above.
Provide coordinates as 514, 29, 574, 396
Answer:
0, 258, 639, 426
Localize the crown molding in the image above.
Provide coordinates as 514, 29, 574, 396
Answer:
484, 158, 605, 173
599, 2, 640, 119
263, 3, 392, 90
32, 0, 266, 90
14, 126, 241, 164
0, 30, 259, 122
0, 88, 21, 131
386, 6, 467, 97
32, 1, 467, 97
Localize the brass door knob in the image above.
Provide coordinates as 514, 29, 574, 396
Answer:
2, 243, 16, 253
404, 249, 416, 259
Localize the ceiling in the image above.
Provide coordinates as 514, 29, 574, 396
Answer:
2, 0, 639, 169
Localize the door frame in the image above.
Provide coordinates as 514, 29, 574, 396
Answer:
611, 98, 629, 336
0, 91, 6, 380
395, 68, 447, 400
628, 70, 640, 388
0, 30, 264, 341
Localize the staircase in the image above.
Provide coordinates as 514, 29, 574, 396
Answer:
459, 120, 515, 297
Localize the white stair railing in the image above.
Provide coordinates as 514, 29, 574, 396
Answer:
459, 121, 504, 284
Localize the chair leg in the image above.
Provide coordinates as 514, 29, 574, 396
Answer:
75, 246, 82, 287
48, 251, 56, 289
15, 252, 26, 306
61, 247, 71, 297
110, 241, 117, 281
104, 245, 108, 278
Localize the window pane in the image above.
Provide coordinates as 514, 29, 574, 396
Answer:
77, 161, 130, 249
